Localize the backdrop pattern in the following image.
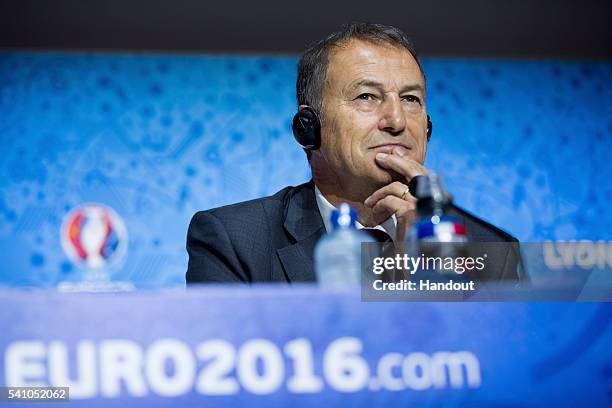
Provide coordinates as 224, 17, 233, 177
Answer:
0, 52, 610, 287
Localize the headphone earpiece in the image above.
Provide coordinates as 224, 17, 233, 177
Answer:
292, 106, 321, 150
426, 115, 433, 142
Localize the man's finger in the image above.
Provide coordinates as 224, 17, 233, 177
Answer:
371, 195, 412, 216
364, 181, 414, 208
375, 153, 428, 181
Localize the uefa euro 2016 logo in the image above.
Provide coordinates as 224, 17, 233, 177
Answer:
60, 203, 128, 269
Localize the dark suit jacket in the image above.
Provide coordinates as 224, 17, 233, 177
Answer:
186, 181, 524, 284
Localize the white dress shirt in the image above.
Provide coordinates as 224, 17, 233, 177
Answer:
314, 185, 398, 243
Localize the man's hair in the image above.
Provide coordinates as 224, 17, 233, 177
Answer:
296, 21, 425, 114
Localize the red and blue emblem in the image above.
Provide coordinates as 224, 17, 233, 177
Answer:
414, 215, 468, 242
60, 203, 128, 269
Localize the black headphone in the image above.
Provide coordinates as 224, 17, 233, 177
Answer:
292, 106, 433, 150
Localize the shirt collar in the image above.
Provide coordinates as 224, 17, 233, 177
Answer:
314, 185, 398, 243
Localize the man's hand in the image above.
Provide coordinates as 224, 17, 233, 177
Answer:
364, 147, 428, 241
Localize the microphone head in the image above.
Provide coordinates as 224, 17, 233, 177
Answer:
408, 174, 431, 199
409, 173, 450, 212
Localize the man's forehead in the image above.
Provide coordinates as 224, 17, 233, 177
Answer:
326, 39, 424, 86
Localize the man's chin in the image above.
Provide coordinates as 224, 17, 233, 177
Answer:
388, 169, 407, 183
360, 172, 396, 193
370, 166, 403, 185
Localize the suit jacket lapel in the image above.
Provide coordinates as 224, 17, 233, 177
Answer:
277, 181, 325, 282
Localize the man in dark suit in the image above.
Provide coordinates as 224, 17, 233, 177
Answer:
187, 22, 523, 284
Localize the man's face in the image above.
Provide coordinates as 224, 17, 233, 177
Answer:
314, 39, 428, 198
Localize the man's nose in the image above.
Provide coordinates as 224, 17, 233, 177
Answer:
378, 96, 406, 135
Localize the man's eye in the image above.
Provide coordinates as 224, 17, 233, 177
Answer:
403, 95, 422, 104
356, 93, 375, 101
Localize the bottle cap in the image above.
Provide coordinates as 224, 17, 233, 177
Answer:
331, 203, 358, 229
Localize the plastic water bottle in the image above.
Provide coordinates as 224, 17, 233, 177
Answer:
407, 173, 469, 280
314, 203, 373, 287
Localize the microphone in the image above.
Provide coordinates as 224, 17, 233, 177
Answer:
408, 174, 450, 217
408, 174, 429, 199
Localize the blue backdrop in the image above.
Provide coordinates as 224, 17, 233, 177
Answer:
0, 52, 610, 287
